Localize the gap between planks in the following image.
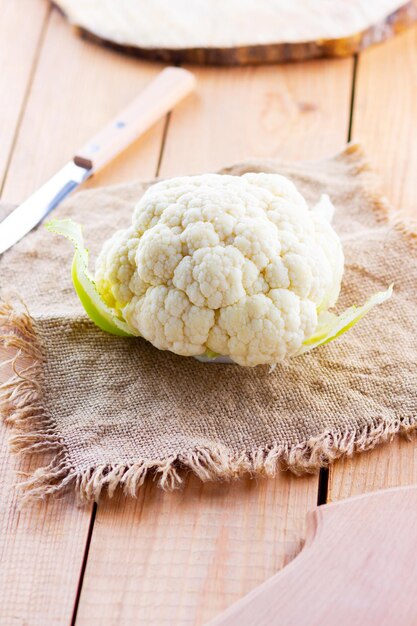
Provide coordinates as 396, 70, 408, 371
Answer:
316, 50, 358, 508
70, 504, 98, 626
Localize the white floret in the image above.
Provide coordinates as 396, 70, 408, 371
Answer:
95, 173, 344, 366
124, 286, 215, 356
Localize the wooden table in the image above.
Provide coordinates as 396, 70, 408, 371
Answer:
0, 2, 416, 624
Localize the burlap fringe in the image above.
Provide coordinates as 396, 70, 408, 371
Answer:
1, 144, 416, 503
1, 300, 416, 503
389, 211, 417, 244
0, 301, 78, 501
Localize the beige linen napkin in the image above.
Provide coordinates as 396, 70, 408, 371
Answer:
1, 143, 416, 501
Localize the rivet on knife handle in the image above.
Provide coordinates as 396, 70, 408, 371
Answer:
73, 67, 196, 172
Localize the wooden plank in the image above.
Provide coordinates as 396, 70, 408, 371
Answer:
329, 439, 417, 500
78, 474, 317, 626
76, 58, 354, 626
1, 7, 167, 205
350, 27, 417, 219
0, 0, 49, 190
0, 355, 94, 626
0, 6, 165, 626
328, 27, 417, 501
161, 60, 354, 177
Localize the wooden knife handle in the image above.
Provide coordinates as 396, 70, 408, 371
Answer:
73, 67, 195, 172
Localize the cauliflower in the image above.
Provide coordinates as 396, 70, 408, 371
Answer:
47, 173, 392, 367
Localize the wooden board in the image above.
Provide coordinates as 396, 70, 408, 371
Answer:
0, 0, 49, 189
328, 27, 417, 502
53, 0, 417, 65
0, 6, 166, 626
74, 58, 354, 626
207, 486, 417, 625
349, 25, 417, 222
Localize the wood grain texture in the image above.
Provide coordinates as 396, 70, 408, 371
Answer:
0, 346, 94, 626
351, 26, 417, 219
208, 486, 417, 625
329, 26, 417, 502
54, 0, 417, 66
329, 439, 417, 500
0, 0, 49, 190
160, 60, 353, 177
75, 59, 353, 626
0, 5, 165, 626
1, 6, 166, 204
77, 475, 317, 626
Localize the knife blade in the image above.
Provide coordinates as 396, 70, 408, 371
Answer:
0, 67, 195, 255
0, 162, 90, 254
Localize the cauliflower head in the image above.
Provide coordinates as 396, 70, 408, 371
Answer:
94, 173, 345, 366
47, 173, 392, 367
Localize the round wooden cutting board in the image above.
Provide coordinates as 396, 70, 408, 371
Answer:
53, 0, 417, 65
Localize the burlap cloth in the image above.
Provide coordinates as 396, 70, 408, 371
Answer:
1, 143, 416, 501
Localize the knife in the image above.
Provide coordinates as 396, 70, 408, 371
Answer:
0, 67, 195, 255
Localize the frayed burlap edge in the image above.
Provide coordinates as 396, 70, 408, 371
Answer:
1, 142, 417, 503
1, 301, 417, 503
